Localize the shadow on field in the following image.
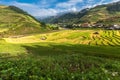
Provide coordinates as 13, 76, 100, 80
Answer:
22, 44, 76, 56
22, 43, 120, 59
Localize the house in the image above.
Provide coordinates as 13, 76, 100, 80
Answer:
93, 23, 104, 28
106, 24, 120, 30
81, 23, 91, 28
113, 25, 120, 29
72, 24, 81, 27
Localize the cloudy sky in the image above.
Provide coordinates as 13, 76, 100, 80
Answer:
0, 0, 120, 18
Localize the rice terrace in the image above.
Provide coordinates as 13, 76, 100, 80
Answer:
0, 0, 120, 80
4, 30, 120, 46
0, 29, 120, 80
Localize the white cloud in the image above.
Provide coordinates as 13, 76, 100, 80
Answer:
31, 9, 58, 17
7, 1, 80, 17
37, 0, 56, 8
111, 0, 120, 2
70, 7, 77, 12
56, 0, 83, 8
0, 0, 59, 17
0, 0, 120, 18
6, 1, 58, 17
80, 0, 120, 10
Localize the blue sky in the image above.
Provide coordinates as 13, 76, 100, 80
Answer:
0, 0, 119, 18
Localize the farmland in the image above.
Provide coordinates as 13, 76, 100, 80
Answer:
0, 30, 120, 79
4, 29, 120, 46
1, 1, 120, 79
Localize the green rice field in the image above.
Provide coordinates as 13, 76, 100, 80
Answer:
0, 30, 120, 80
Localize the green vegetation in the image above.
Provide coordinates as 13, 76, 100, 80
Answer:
0, 30, 119, 79
0, 5, 50, 37
1, 2, 120, 79
4, 30, 120, 46
42, 9, 88, 25
42, 1, 120, 27
46, 24, 59, 30
1, 53, 120, 80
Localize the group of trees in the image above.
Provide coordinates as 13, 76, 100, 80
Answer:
107, 2, 120, 12
41, 22, 59, 30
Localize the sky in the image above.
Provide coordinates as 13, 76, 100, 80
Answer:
0, 0, 120, 18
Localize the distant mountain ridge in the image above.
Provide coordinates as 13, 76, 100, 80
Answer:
41, 8, 89, 24
41, 1, 120, 27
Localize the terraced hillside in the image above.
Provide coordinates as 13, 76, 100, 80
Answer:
4, 30, 120, 46
1, 29, 120, 80
0, 5, 45, 37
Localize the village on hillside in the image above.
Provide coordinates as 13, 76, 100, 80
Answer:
57, 22, 120, 30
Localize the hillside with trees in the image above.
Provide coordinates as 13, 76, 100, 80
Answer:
41, 1, 120, 28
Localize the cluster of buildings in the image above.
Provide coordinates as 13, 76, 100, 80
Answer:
57, 22, 120, 30
72, 23, 120, 30
105, 25, 120, 30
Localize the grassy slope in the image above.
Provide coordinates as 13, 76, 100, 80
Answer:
1, 53, 120, 80
0, 6, 44, 36
0, 38, 120, 79
80, 6, 109, 23
1, 30, 120, 58
80, 5, 120, 24
0, 30, 120, 79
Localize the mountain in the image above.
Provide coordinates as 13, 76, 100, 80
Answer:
41, 8, 89, 25
0, 5, 47, 37
41, 1, 120, 27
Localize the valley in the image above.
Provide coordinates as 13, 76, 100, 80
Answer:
0, 1, 120, 80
